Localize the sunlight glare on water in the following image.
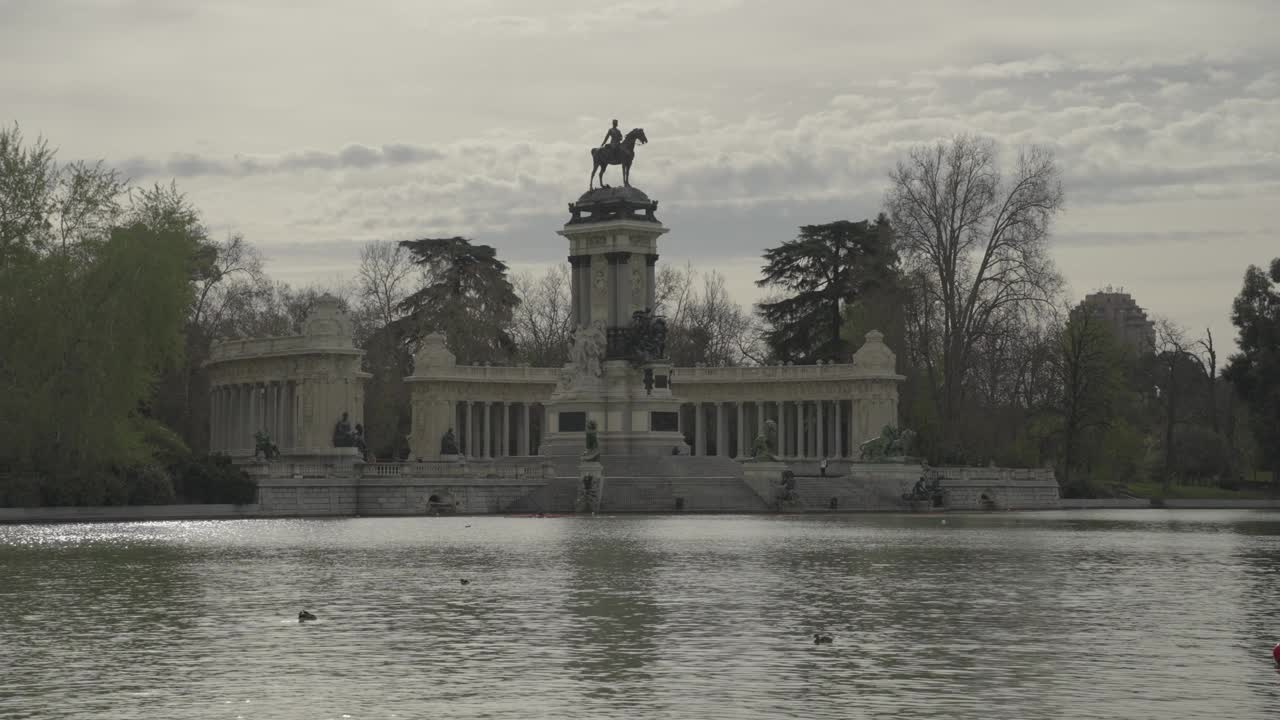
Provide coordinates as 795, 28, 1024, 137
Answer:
2, 510, 1280, 719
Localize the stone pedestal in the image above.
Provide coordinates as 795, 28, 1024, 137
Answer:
742, 460, 788, 508
576, 460, 604, 513
543, 187, 685, 459
542, 360, 686, 457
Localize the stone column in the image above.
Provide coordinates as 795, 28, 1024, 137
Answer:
645, 254, 658, 309
695, 403, 706, 456
736, 402, 746, 458
776, 401, 785, 459
266, 383, 276, 444
229, 384, 239, 452
466, 402, 475, 458
276, 382, 285, 446
522, 403, 532, 456
756, 401, 765, 442
245, 384, 254, 451
223, 386, 232, 452
208, 387, 219, 452
569, 255, 581, 327
285, 381, 294, 448
214, 386, 222, 453
498, 401, 508, 457
716, 402, 727, 457
817, 399, 826, 459
847, 398, 856, 458
829, 394, 839, 456
801, 401, 810, 459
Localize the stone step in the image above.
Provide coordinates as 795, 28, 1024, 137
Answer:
600, 477, 769, 513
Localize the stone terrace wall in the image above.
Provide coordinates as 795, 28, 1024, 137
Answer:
936, 467, 1060, 510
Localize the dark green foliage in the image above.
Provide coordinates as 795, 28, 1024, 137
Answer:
171, 454, 257, 505
0, 466, 177, 507
1165, 425, 1232, 482
360, 324, 413, 460
394, 237, 519, 364
1224, 258, 1280, 480
0, 223, 193, 475
126, 465, 178, 505
756, 217, 896, 364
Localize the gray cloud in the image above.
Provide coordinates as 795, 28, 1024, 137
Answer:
12, 0, 1279, 356
117, 143, 445, 179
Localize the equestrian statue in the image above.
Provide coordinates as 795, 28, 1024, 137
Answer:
590, 119, 648, 189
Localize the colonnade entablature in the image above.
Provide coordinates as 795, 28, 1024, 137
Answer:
205, 295, 370, 459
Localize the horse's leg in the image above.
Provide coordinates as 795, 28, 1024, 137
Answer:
623, 159, 630, 187
599, 163, 608, 188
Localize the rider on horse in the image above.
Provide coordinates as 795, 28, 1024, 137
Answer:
600, 119, 622, 162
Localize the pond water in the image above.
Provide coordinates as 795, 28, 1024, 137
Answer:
2, 510, 1279, 719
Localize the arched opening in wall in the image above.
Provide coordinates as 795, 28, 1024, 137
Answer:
426, 493, 454, 516
979, 492, 997, 511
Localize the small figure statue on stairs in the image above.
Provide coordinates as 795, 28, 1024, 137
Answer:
440, 427, 460, 456
581, 419, 601, 461
254, 430, 279, 461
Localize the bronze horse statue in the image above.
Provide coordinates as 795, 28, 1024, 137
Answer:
590, 128, 647, 189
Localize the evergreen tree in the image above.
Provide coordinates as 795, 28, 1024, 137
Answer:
1224, 257, 1280, 486
394, 237, 519, 364
755, 216, 895, 363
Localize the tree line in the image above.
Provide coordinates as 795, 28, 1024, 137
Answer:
1, 122, 1276, 504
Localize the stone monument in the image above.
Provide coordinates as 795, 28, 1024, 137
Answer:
541, 133, 685, 458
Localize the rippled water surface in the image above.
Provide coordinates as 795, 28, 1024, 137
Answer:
3, 511, 1280, 719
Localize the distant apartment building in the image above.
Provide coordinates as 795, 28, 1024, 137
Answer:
1082, 289, 1156, 354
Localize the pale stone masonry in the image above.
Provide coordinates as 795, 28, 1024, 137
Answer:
196, 180, 1060, 515
405, 329, 902, 462
205, 296, 370, 460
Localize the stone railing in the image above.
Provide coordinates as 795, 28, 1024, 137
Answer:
208, 334, 358, 362
407, 365, 562, 383
672, 362, 900, 382
250, 461, 540, 481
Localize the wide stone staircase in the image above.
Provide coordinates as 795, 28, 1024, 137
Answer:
532, 454, 769, 513
602, 455, 768, 513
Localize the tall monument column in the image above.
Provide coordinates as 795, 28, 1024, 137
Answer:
543, 182, 686, 458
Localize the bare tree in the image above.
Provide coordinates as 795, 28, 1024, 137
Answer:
1053, 303, 1121, 495
1153, 318, 1198, 488
1192, 328, 1219, 434
510, 264, 574, 367
887, 135, 1064, 436
357, 240, 414, 328
657, 263, 756, 366
192, 234, 265, 333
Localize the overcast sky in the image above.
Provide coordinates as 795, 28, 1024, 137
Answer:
5, 0, 1277, 354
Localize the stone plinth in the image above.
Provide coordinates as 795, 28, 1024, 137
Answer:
576, 460, 604, 513
542, 360, 685, 457
741, 460, 788, 508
